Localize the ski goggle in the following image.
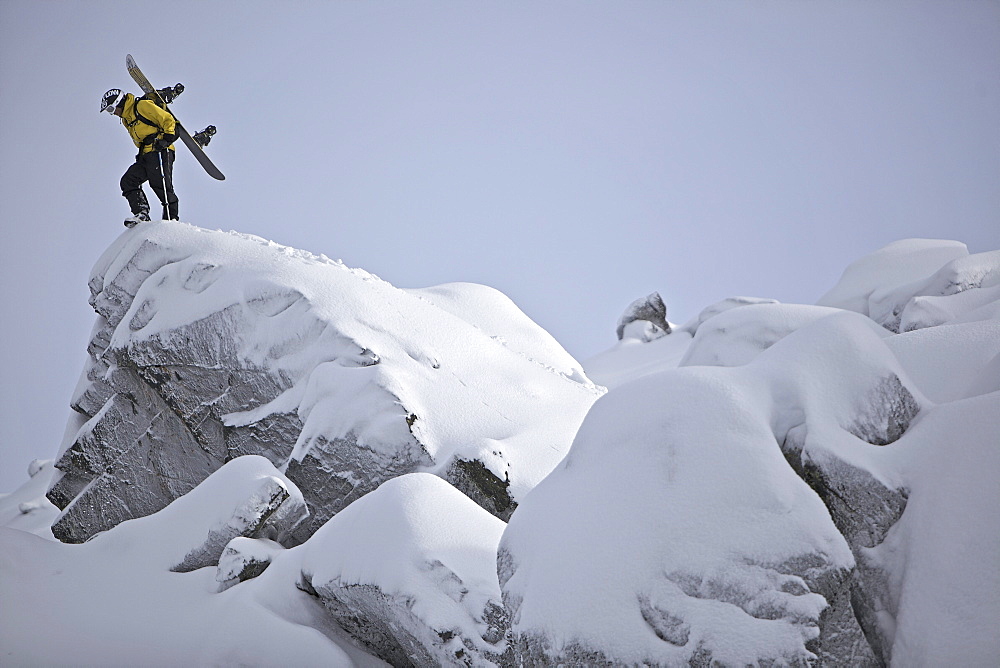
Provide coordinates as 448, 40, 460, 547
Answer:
101, 89, 123, 113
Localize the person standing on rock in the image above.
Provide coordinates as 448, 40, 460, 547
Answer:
101, 88, 179, 227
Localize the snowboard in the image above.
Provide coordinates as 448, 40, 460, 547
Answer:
126, 54, 225, 181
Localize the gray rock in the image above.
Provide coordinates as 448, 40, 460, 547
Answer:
48, 364, 224, 543
782, 422, 908, 667
616, 292, 671, 341
172, 474, 307, 572
284, 431, 433, 544
847, 374, 921, 446
299, 577, 512, 668
216, 537, 285, 591
444, 458, 516, 522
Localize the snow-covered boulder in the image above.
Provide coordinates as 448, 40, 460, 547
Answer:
73, 455, 308, 573
680, 295, 781, 335
216, 536, 285, 591
47, 222, 602, 543
299, 473, 511, 667
500, 312, 932, 666
818, 239, 1000, 333
0, 456, 366, 666
616, 291, 672, 341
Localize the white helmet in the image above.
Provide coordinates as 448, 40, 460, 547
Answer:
101, 88, 123, 113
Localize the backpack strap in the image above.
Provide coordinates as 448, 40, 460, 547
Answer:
131, 98, 163, 146
133, 99, 159, 129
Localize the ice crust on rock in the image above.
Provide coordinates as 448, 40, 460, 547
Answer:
47, 222, 601, 543
299, 473, 511, 667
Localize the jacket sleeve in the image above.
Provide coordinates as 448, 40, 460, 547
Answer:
136, 99, 177, 135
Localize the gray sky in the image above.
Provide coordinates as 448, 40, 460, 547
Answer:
1, 0, 998, 491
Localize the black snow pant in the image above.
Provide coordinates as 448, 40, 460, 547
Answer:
121, 149, 179, 220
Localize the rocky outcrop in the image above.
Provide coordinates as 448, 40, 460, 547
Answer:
46, 223, 600, 545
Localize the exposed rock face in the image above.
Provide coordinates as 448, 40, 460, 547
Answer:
49, 364, 224, 543
781, 375, 916, 667
46, 223, 600, 545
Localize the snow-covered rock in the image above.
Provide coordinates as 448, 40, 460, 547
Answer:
299, 473, 511, 667
501, 311, 941, 666
616, 291, 672, 341
678, 302, 842, 367
818, 239, 1000, 333
47, 222, 602, 543
816, 238, 968, 317
216, 536, 286, 591
0, 456, 376, 667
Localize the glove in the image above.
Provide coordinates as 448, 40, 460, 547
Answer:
155, 133, 178, 151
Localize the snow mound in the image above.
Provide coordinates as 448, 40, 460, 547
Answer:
679, 302, 844, 367
0, 456, 366, 667
0, 459, 59, 539
299, 473, 510, 666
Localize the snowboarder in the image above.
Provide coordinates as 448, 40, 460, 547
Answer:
101, 88, 179, 227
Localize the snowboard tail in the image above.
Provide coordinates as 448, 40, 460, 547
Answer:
126, 54, 225, 181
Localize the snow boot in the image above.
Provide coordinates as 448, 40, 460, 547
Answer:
124, 211, 151, 228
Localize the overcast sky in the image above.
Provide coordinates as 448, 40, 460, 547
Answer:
1, 0, 997, 491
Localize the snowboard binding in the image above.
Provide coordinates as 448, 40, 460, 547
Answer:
156, 83, 185, 104
193, 125, 216, 148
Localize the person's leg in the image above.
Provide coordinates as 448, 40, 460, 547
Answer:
120, 159, 150, 216
147, 150, 179, 220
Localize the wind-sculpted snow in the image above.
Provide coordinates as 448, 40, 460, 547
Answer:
47, 222, 602, 543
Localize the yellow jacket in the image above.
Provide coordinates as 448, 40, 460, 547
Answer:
120, 93, 177, 154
